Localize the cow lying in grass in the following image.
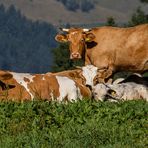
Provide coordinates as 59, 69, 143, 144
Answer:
0, 65, 99, 102
92, 75, 148, 102
53, 64, 99, 87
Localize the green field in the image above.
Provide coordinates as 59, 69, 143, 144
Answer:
0, 99, 147, 147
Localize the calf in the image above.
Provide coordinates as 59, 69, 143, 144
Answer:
0, 71, 91, 102
93, 75, 148, 101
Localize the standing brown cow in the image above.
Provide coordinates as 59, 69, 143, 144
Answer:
55, 24, 148, 82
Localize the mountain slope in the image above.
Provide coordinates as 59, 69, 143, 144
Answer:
0, 0, 147, 26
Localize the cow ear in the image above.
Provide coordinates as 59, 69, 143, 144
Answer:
55, 34, 68, 42
0, 71, 13, 80
85, 33, 95, 42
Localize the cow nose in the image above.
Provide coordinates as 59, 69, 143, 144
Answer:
86, 85, 92, 91
71, 52, 80, 59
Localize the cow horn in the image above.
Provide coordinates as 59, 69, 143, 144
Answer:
59, 28, 69, 32
83, 28, 91, 32
74, 66, 82, 69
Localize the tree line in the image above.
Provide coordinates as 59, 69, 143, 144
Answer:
0, 4, 57, 73
56, 0, 96, 12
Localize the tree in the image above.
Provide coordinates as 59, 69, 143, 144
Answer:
128, 7, 148, 26
106, 17, 117, 27
80, 0, 94, 12
140, 0, 148, 3
56, 0, 96, 12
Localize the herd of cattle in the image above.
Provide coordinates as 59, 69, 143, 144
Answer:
0, 24, 148, 102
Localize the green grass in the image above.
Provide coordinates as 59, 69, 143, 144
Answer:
0, 99, 147, 148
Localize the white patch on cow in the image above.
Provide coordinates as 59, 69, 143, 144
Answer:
10, 72, 34, 99
111, 83, 148, 101
71, 31, 77, 35
50, 90, 54, 101
56, 76, 82, 102
82, 65, 98, 87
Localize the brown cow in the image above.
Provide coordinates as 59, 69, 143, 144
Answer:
55, 24, 148, 82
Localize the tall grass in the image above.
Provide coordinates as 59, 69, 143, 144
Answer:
0, 99, 147, 147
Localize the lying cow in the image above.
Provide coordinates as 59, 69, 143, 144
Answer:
92, 75, 148, 102
0, 71, 91, 102
55, 24, 148, 83
53, 65, 99, 87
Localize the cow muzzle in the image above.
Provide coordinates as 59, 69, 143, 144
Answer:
70, 52, 81, 59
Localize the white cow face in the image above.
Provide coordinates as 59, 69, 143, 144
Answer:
81, 65, 98, 87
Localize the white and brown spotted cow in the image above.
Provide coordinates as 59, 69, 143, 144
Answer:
0, 65, 100, 102
0, 71, 92, 102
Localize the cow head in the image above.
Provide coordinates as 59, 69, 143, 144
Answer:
92, 83, 117, 101
55, 28, 95, 59
75, 65, 100, 88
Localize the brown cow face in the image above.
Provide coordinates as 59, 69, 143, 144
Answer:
55, 28, 95, 59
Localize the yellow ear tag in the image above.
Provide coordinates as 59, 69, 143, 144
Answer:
111, 91, 116, 96
62, 38, 67, 42
85, 38, 90, 42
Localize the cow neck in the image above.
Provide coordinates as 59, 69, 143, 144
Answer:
85, 46, 93, 64
82, 42, 87, 61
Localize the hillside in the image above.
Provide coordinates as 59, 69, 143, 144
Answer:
0, 0, 147, 26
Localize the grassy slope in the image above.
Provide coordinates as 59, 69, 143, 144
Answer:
0, 99, 147, 147
0, 0, 147, 26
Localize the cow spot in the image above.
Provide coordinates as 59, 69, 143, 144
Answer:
24, 77, 30, 82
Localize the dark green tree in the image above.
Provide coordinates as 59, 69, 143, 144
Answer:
80, 0, 94, 12
106, 17, 117, 27
140, 0, 148, 3
128, 7, 148, 26
56, 0, 96, 12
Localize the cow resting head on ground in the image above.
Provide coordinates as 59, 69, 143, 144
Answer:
92, 75, 148, 102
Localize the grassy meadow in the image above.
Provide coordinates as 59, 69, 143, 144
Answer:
0, 99, 147, 147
